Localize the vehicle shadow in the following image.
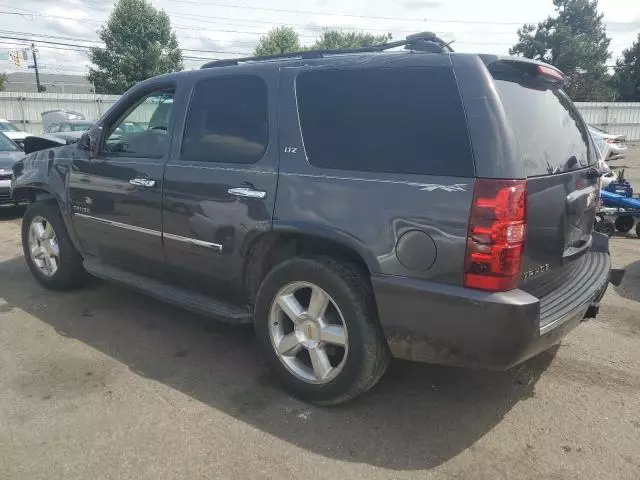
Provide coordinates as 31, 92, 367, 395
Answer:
0, 255, 556, 471
614, 260, 640, 303
0, 204, 26, 220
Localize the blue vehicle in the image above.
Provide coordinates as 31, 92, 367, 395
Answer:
597, 182, 640, 236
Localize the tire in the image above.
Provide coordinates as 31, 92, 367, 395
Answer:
22, 201, 86, 290
254, 256, 390, 405
594, 218, 615, 237
614, 215, 635, 233
636, 220, 640, 237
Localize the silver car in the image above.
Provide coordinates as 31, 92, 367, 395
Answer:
588, 125, 627, 160
0, 132, 24, 205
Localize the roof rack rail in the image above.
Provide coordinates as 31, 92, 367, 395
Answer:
201, 32, 453, 69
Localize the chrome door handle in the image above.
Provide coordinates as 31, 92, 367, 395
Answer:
228, 187, 266, 199
129, 177, 156, 187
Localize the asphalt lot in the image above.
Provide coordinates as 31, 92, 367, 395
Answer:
1, 149, 640, 479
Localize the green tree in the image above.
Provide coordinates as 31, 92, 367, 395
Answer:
0, 73, 7, 92
510, 0, 612, 101
88, 0, 183, 94
311, 30, 392, 50
612, 34, 640, 101
254, 27, 301, 56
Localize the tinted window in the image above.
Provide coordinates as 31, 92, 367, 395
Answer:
104, 90, 174, 158
295, 67, 473, 177
181, 75, 268, 164
494, 77, 593, 177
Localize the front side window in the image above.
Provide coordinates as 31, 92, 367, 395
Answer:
181, 75, 268, 164
59, 124, 71, 132
104, 89, 175, 158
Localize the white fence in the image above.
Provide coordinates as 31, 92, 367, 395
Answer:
575, 102, 640, 141
1, 92, 640, 140
0, 92, 120, 135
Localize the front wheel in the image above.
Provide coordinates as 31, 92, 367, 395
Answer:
615, 215, 635, 233
22, 201, 86, 290
254, 256, 390, 405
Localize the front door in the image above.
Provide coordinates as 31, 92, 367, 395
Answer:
162, 71, 279, 301
70, 84, 180, 274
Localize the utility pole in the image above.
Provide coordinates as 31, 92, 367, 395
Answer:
31, 43, 44, 93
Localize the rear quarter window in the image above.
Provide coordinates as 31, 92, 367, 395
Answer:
295, 67, 474, 177
494, 78, 593, 177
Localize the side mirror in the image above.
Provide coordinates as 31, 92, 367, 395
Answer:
78, 132, 92, 160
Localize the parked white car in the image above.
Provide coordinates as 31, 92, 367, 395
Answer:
588, 125, 627, 160
0, 119, 30, 150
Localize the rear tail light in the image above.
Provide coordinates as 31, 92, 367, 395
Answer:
464, 179, 527, 292
536, 64, 565, 83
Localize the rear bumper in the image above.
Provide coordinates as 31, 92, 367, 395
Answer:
373, 236, 611, 370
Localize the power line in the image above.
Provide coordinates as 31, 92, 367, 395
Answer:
156, 0, 637, 26
0, 34, 251, 55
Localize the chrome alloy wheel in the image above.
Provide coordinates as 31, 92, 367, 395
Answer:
28, 215, 60, 277
268, 281, 349, 384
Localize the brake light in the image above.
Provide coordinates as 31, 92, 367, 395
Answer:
464, 179, 527, 291
536, 64, 565, 82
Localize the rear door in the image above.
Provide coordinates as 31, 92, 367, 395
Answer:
489, 62, 599, 293
161, 69, 278, 301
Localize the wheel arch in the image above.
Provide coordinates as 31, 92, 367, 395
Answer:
243, 224, 379, 303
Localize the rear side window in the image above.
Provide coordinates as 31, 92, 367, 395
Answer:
296, 67, 473, 177
181, 75, 268, 164
494, 77, 593, 177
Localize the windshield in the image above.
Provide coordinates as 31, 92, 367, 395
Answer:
0, 132, 20, 151
70, 123, 93, 132
0, 121, 21, 132
492, 68, 593, 177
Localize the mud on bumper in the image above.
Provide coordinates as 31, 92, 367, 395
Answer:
372, 244, 611, 370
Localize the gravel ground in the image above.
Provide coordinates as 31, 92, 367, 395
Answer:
1, 148, 639, 479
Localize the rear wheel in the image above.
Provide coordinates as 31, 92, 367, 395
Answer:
254, 256, 389, 405
22, 201, 86, 290
594, 217, 615, 237
614, 215, 635, 233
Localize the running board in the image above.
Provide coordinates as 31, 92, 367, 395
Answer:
83, 258, 252, 324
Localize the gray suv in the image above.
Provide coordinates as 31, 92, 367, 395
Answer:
11, 34, 611, 404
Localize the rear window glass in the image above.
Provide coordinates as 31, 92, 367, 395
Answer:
494, 78, 593, 177
295, 67, 473, 177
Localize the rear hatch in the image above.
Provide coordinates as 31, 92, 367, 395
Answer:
489, 61, 600, 302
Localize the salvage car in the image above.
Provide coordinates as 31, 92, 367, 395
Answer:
11, 33, 612, 405
0, 131, 24, 205
588, 125, 628, 160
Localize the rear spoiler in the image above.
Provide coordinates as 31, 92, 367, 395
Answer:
479, 55, 567, 87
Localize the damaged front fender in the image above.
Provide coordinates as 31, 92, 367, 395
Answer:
11, 143, 82, 250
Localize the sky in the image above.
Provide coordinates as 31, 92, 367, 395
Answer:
0, 0, 638, 77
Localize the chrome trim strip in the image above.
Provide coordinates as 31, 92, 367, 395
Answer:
164, 232, 223, 251
74, 213, 161, 237
74, 213, 223, 251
